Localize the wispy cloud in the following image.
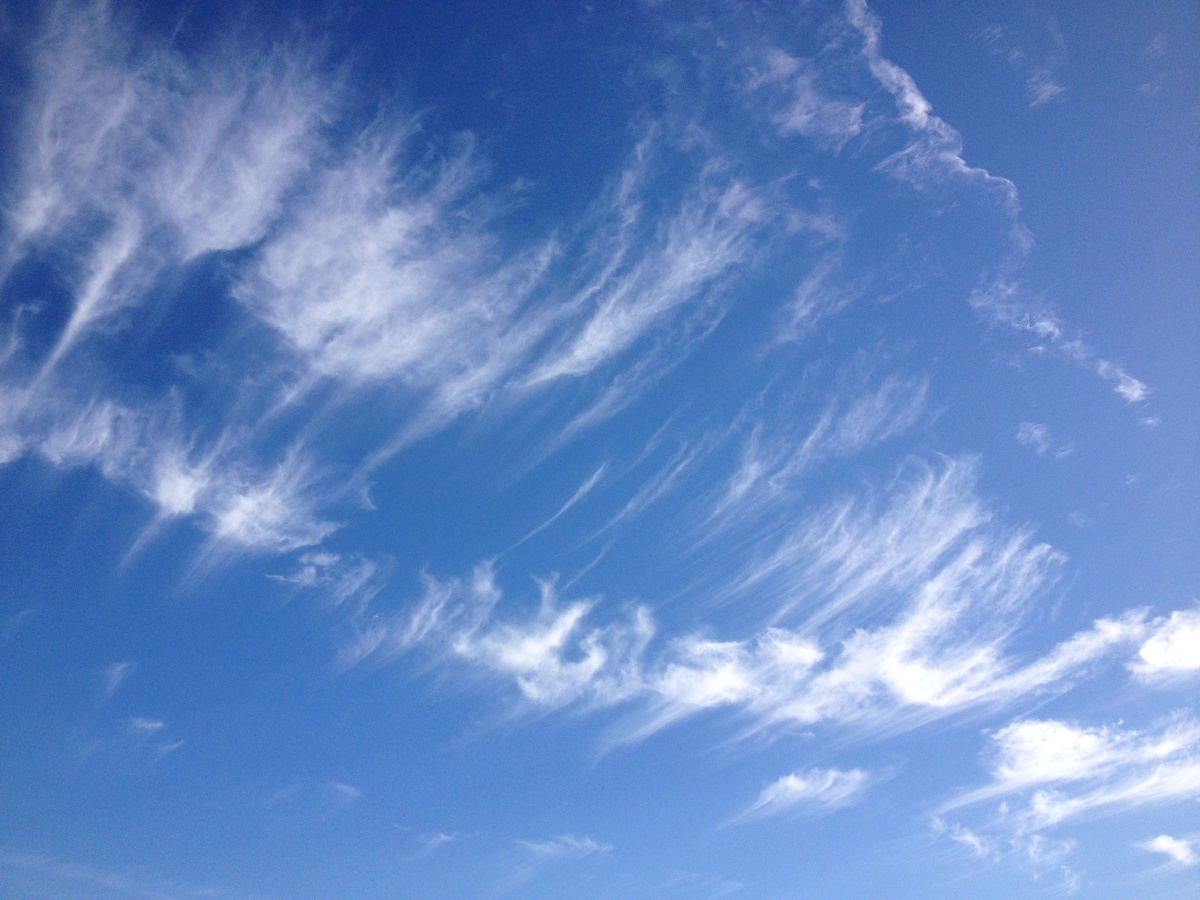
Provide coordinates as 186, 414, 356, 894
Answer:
975, 20, 1069, 109
970, 278, 1150, 404
0, 381, 339, 555
775, 253, 861, 342
505, 834, 612, 891
124, 715, 183, 761
731, 767, 868, 824
0, 846, 231, 899
268, 551, 387, 610
342, 455, 1179, 759
128, 716, 165, 734
518, 834, 612, 861
6, 0, 334, 373
267, 779, 364, 829
234, 129, 550, 410
507, 463, 608, 552
748, 48, 865, 150
528, 176, 766, 385
846, 0, 1019, 211
101, 661, 135, 699
931, 817, 1079, 889
705, 371, 928, 528
1015, 422, 1074, 459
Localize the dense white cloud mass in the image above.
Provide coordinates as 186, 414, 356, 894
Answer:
1132, 609, 1200, 680
0, 1, 1193, 896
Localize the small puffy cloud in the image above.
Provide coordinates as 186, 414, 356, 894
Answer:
1131, 609, 1200, 680
1137, 834, 1198, 867
992, 720, 1114, 784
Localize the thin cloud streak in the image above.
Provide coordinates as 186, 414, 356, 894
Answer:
506, 463, 609, 553
970, 278, 1150, 405
728, 767, 869, 825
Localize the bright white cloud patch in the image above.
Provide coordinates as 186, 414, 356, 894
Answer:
1132, 609, 1200, 679
945, 714, 1200, 830
1137, 834, 1199, 867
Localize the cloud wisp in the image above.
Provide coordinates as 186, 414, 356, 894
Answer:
729, 767, 870, 825
339, 455, 1178, 759
970, 278, 1150, 405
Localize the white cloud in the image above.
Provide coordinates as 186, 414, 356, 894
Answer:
970, 279, 1150, 405
508, 463, 608, 551
529, 177, 765, 384
1137, 834, 1198, 867
944, 714, 1200, 832
267, 780, 363, 827
345, 456, 1174, 758
6, 1, 334, 372
508, 834, 612, 889
326, 781, 363, 804
734, 767, 868, 823
776, 254, 860, 342
990, 719, 1124, 788
234, 131, 550, 410
1026, 68, 1067, 107
846, 0, 1018, 211
1131, 609, 1200, 680
932, 815, 1080, 888
931, 817, 998, 861
338, 563, 655, 710
750, 49, 865, 149
706, 373, 928, 528
0, 380, 337, 555
269, 552, 386, 610
200, 450, 338, 555
0, 846, 229, 899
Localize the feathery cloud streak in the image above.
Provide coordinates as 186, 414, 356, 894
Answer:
341, 456, 1175, 754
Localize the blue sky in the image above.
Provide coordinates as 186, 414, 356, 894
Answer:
0, 0, 1197, 896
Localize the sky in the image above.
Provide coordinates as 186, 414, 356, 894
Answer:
0, 0, 1197, 896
